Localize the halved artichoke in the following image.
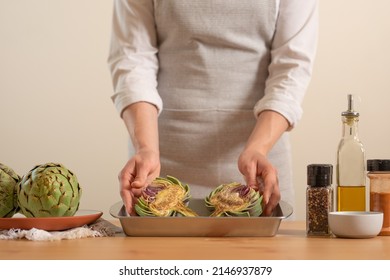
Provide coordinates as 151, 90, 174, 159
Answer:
135, 175, 197, 217
205, 183, 263, 217
0, 163, 21, 218
17, 163, 82, 217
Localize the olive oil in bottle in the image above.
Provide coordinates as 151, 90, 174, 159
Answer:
336, 94, 366, 211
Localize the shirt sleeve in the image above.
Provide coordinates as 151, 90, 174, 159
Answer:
107, 0, 162, 117
253, 0, 319, 129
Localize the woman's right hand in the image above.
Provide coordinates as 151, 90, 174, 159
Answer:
118, 148, 160, 215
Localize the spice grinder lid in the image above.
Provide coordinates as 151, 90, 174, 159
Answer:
367, 159, 390, 171
307, 164, 333, 186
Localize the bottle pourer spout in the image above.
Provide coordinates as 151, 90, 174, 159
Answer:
342, 94, 359, 117
347, 94, 353, 111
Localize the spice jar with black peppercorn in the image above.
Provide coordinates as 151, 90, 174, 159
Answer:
306, 164, 333, 236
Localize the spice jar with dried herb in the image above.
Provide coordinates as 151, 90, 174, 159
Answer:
306, 164, 333, 236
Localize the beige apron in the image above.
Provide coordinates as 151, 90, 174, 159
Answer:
142, 0, 294, 207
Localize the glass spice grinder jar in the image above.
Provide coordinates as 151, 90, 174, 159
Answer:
367, 159, 390, 236
306, 164, 333, 236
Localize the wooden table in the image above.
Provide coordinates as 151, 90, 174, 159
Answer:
1, 221, 389, 260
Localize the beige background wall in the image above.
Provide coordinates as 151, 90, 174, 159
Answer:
1, 0, 389, 220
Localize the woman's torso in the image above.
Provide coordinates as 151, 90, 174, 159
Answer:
146, 0, 293, 205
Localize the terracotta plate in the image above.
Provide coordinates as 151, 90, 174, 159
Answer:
0, 210, 103, 231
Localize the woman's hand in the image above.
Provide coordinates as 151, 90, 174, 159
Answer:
238, 148, 280, 216
119, 148, 160, 215
120, 102, 160, 215
238, 110, 289, 216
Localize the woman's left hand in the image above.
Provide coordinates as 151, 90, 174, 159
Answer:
238, 148, 281, 216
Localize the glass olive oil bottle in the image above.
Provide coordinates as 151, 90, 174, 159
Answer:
336, 94, 366, 211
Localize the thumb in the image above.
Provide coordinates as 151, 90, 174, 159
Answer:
131, 167, 148, 190
243, 168, 259, 190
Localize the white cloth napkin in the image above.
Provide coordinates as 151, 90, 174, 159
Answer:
0, 218, 122, 241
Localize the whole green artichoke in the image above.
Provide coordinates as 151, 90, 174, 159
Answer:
205, 183, 263, 217
17, 163, 82, 217
0, 163, 21, 218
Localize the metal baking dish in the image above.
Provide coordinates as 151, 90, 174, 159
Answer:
110, 199, 293, 237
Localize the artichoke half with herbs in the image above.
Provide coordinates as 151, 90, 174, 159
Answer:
17, 163, 82, 217
205, 183, 263, 217
135, 175, 198, 217
0, 163, 21, 218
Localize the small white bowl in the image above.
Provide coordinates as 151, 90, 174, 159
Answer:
328, 211, 383, 238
